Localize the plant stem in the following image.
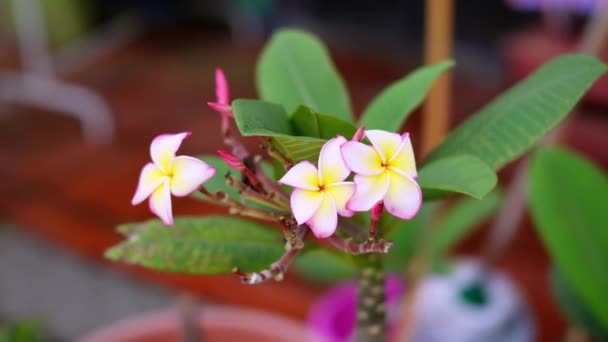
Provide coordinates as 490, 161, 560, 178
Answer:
356, 254, 386, 342
327, 235, 393, 254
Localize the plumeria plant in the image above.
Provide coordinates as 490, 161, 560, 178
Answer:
107, 29, 606, 341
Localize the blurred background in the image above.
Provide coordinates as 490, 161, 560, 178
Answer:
0, 0, 606, 341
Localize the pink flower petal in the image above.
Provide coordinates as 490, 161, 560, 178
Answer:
318, 136, 350, 185
347, 172, 390, 212
384, 169, 422, 219
149, 179, 173, 226
325, 182, 355, 217
306, 193, 338, 238
340, 142, 383, 176
389, 133, 417, 178
278, 161, 319, 190
365, 130, 402, 163
170, 156, 216, 197
215, 68, 230, 105
291, 189, 324, 225
150, 132, 190, 172
131, 163, 166, 205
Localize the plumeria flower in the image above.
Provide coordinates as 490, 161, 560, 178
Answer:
131, 132, 216, 226
341, 130, 421, 220
279, 136, 355, 238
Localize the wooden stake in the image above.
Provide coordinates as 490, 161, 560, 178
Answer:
422, 0, 454, 156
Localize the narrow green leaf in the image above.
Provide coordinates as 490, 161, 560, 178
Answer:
232, 99, 293, 136
359, 60, 454, 131
106, 216, 284, 274
291, 105, 357, 139
428, 54, 607, 170
551, 268, 608, 340
294, 249, 356, 285
418, 155, 497, 199
427, 191, 502, 259
256, 29, 353, 122
529, 148, 608, 328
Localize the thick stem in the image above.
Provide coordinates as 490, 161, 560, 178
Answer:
327, 235, 393, 254
356, 254, 386, 342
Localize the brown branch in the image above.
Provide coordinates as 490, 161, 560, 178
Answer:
235, 225, 308, 284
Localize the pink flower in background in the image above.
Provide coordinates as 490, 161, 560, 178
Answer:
279, 136, 355, 238
341, 130, 421, 220
131, 132, 216, 226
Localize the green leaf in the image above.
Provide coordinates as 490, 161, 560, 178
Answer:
231, 99, 328, 163
106, 216, 284, 274
272, 136, 326, 163
256, 29, 353, 122
529, 148, 608, 328
428, 54, 607, 170
294, 249, 356, 285
232, 99, 293, 136
427, 191, 502, 259
418, 155, 498, 199
551, 267, 608, 340
291, 105, 357, 139
359, 60, 454, 131
384, 203, 436, 272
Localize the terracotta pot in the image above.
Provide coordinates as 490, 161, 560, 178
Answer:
80, 306, 312, 342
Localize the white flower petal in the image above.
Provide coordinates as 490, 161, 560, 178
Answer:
278, 161, 319, 190
347, 172, 390, 212
325, 182, 355, 217
149, 179, 173, 226
341, 141, 383, 176
290, 189, 324, 225
170, 156, 216, 197
389, 133, 417, 178
150, 132, 190, 172
132, 163, 166, 205
365, 130, 402, 163
306, 193, 338, 238
384, 169, 422, 219
318, 136, 350, 185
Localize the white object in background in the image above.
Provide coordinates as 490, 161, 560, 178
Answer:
412, 259, 535, 342
0, 0, 114, 144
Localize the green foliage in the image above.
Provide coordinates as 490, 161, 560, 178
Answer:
232, 99, 292, 137
384, 203, 435, 271
428, 54, 607, 170
0, 319, 44, 342
427, 191, 502, 259
256, 29, 353, 122
551, 268, 608, 340
106, 216, 284, 274
294, 249, 356, 285
529, 148, 608, 328
291, 105, 357, 139
359, 61, 454, 131
418, 155, 497, 200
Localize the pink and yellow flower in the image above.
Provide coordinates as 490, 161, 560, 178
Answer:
341, 130, 421, 220
279, 136, 355, 238
131, 132, 216, 226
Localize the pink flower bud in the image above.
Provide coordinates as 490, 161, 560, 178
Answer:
371, 201, 384, 222
218, 149, 245, 171
351, 125, 366, 142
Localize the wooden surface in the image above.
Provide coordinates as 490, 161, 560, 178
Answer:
1, 29, 605, 341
